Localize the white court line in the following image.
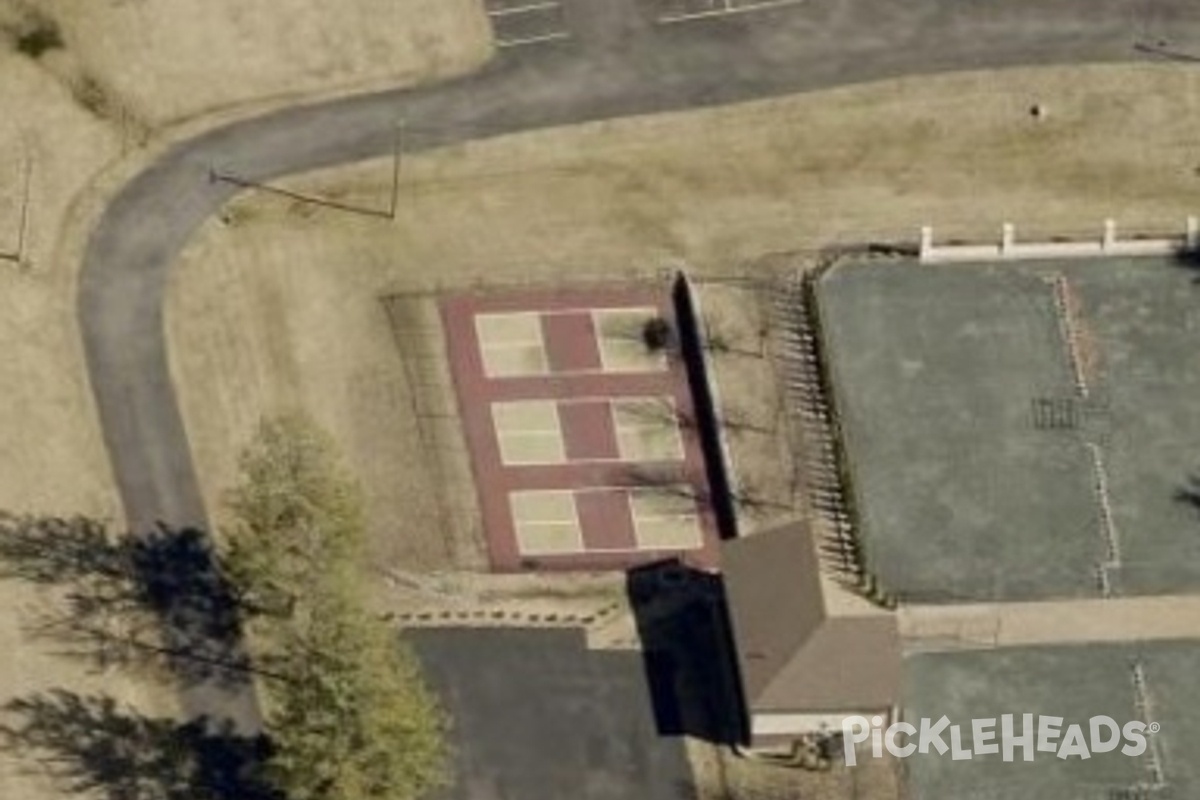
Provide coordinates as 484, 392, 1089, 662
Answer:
488, 1, 559, 17
510, 489, 583, 554
492, 400, 563, 433
593, 309, 670, 374
494, 401, 564, 464
474, 311, 548, 377
1046, 275, 1089, 398
497, 434, 567, 466
629, 494, 703, 521
473, 306, 660, 339
515, 526, 583, 555
629, 522, 704, 551
484, 364, 667, 378
586, 542, 698, 553
534, 394, 676, 407
507, 486, 704, 553
475, 304, 661, 319
632, 510, 699, 521
543, 304, 660, 318
612, 398, 687, 461
479, 349, 549, 378
610, 395, 680, 421
510, 484, 696, 498
658, 0, 805, 24
510, 487, 575, 506
497, 454, 683, 467
493, 397, 686, 465
496, 31, 571, 48
474, 311, 543, 342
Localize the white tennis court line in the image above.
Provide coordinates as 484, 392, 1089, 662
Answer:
474, 310, 543, 344
534, 304, 666, 318
487, 1, 559, 17
492, 399, 562, 432
474, 311, 549, 378
474, 306, 672, 377
507, 486, 706, 554
612, 397, 686, 461
510, 489, 584, 555
593, 307, 670, 374
474, 304, 667, 326
493, 400, 566, 465
490, 396, 687, 466
629, 488, 705, 550
658, 0, 806, 24
628, 488, 703, 516
630, 505, 702, 522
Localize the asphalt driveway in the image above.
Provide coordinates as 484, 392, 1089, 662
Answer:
409, 628, 695, 800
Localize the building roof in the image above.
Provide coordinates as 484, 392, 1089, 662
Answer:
721, 520, 901, 715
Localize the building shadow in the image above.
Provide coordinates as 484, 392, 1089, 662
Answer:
1170, 249, 1200, 283
1176, 472, 1200, 516
625, 559, 747, 745
0, 689, 279, 800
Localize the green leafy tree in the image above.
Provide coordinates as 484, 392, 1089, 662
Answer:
224, 414, 450, 800
224, 415, 362, 618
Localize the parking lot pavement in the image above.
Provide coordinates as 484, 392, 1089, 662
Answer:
409, 627, 695, 800
484, 0, 572, 48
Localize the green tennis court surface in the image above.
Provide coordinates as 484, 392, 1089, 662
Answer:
818, 257, 1200, 602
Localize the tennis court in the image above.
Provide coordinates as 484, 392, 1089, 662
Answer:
817, 256, 1200, 602
903, 640, 1200, 799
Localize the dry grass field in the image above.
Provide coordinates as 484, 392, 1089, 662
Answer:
1, 0, 491, 127
0, 50, 123, 522
166, 64, 1200, 582
0, 56, 173, 777
0, 0, 494, 524
0, 558, 181, 799
0, 6, 490, 798
688, 738, 901, 800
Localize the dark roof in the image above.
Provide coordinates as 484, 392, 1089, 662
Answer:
721, 520, 901, 714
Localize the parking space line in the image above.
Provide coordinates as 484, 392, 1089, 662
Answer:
485, 0, 570, 48
496, 31, 571, 48
658, 0, 806, 25
488, 1, 560, 17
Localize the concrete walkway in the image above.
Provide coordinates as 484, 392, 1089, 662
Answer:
899, 594, 1200, 652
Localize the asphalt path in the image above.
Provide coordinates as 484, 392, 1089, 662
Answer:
76, 0, 1198, 727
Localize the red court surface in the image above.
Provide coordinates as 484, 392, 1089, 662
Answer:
441, 284, 720, 572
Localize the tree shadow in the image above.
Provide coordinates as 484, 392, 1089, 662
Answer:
0, 689, 280, 800
625, 560, 747, 746
0, 514, 256, 688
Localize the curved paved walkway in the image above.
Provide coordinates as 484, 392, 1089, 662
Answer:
77, 0, 1199, 726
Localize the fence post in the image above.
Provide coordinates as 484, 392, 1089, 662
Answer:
919, 226, 933, 261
